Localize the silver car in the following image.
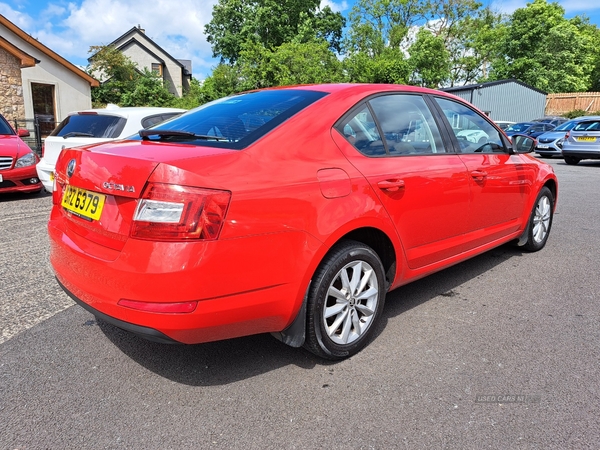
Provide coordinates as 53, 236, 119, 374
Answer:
535, 118, 588, 158
561, 118, 600, 165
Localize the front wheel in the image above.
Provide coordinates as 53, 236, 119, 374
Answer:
522, 187, 554, 252
304, 240, 386, 360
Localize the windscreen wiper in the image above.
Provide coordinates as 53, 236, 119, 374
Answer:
62, 132, 95, 139
139, 129, 228, 141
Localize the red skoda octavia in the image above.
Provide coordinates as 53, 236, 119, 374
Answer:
49, 84, 557, 359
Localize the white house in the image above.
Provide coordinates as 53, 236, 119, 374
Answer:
0, 14, 98, 134
93, 26, 192, 97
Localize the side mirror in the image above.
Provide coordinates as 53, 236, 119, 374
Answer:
17, 129, 30, 138
511, 134, 535, 154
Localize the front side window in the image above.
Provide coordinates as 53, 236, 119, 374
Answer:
435, 98, 505, 153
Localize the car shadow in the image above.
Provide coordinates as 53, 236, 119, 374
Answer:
558, 160, 600, 167
97, 243, 525, 386
0, 189, 49, 202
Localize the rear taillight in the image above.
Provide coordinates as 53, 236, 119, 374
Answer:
41, 143, 45, 158
52, 180, 64, 205
565, 131, 571, 140
131, 183, 231, 241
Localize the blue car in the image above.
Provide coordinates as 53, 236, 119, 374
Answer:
505, 122, 556, 138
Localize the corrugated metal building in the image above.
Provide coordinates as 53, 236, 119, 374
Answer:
441, 79, 547, 123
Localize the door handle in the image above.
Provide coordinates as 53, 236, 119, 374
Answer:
471, 170, 487, 181
377, 179, 405, 192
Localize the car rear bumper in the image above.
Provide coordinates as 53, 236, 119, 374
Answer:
561, 150, 600, 159
48, 214, 317, 344
57, 277, 179, 344
535, 142, 561, 155
36, 159, 55, 192
0, 165, 42, 193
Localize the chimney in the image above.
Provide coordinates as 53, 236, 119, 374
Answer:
137, 24, 145, 34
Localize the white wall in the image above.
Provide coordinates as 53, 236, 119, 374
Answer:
0, 23, 92, 122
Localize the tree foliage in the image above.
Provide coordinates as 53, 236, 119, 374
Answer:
87, 46, 174, 107
409, 28, 451, 88
488, 0, 597, 93
205, 0, 345, 63
89, 0, 600, 110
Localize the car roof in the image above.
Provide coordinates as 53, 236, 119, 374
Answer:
66, 105, 186, 119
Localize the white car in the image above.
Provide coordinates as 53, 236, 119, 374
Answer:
494, 120, 516, 131
456, 129, 489, 144
36, 106, 185, 192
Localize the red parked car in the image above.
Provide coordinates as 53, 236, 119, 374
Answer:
49, 84, 557, 360
0, 114, 41, 194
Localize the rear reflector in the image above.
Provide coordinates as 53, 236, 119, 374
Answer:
118, 299, 198, 313
131, 182, 231, 241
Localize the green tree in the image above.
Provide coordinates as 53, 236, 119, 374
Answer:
488, 0, 596, 93
87, 46, 174, 107
344, 49, 411, 84
205, 0, 345, 63
197, 64, 243, 104
346, 0, 427, 57
345, 0, 489, 86
120, 69, 174, 107
409, 28, 451, 88
237, 39, 345, 90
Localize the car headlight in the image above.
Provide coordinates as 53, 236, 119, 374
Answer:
556, 138, 564, 149
15, 152, 36, 167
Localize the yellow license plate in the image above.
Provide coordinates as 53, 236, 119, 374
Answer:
61, 185, 106, 221
576, 136, 596, 142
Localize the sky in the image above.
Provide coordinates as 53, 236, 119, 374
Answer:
1, 0, 599, 80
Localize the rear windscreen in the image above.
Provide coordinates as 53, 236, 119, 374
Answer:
130, 89, 328, 149
573, 121, 600, 132
0, 116, 15, 135
51, 114, 127, 138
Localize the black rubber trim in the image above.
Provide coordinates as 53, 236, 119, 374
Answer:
56, 277, 180, 344
561, 151, 600, 159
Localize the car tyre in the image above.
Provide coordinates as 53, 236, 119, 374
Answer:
522, 187, 554, 252
564, 156, 580, 165
304, 240, 386, 360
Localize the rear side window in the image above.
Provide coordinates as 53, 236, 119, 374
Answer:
336, 94, 446, 156
368, 95, 446, 155
51, 114, 127, 138
132, 89, 328, 149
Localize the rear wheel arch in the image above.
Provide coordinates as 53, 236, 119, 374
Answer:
342, 227, 397, 290
273, 226, 399, 351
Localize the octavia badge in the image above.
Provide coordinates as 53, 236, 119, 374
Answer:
66, 159, 76, 178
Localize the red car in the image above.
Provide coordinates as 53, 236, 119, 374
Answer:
49, 84, 557, 360
0, 114, 42, 194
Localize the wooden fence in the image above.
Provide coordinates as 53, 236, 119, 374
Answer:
546, 92, 600, 116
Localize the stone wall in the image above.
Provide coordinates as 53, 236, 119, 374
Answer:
0, 48, 25, 123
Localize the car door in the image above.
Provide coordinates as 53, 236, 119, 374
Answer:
334, 93, 471, 269
431, 97, 534, 240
